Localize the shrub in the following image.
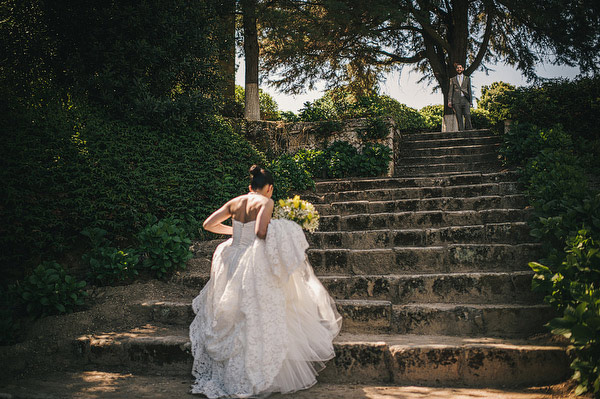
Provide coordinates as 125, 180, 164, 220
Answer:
280, 111, 300, 122
324, 141, 360, 178
299, 90, 427, 132
530, 230, 600, 396
293, 149, 327, 179
479, 78, 600, 140
14, 261, 88, 318
81, 228, 139, 285
310, 120, 344, 139
504, 120, 600, 395
419, 105, 443, 131
137, 216, 193, 279
269, 154, 315, 200
298, 96, 339, 121
470, 108, 492, 129
500, 122, 573, 167
357, 144, 393, 177
358, 116, 390, 141
0, 105, 264, 280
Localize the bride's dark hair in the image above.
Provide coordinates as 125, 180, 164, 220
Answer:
249, 165, 274, 189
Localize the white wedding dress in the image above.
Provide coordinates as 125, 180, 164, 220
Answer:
189, 218, 342, 398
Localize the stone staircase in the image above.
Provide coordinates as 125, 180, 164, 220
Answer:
73, 129, 570, 389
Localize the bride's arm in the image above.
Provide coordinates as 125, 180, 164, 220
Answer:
255, 199, 274, 239
203, 201, 234, 235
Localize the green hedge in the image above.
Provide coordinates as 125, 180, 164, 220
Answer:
479, 78, 600, 140
0, 103, 264, 281
501, 121, 600, 395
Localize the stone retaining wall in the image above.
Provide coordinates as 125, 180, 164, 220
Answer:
230, 118, 400, 177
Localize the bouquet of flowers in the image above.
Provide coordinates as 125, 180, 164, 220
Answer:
273, 195, 320, 232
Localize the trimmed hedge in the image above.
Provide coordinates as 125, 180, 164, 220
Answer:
479, 77, 600, 140
0, 103, 265, 280
501, 121, 600, 396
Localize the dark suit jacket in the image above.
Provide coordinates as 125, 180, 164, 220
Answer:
449, 74, 472, 105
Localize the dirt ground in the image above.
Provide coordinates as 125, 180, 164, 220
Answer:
0, 372, 592, 399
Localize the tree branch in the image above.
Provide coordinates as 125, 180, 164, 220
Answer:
466, 6, 494, 75
375, 49, 426, 64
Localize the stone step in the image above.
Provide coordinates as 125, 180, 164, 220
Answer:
73, 327, 569, 386
319, 209, 530, 231
391, 303, 553, 337
307, 243, 541, 275
314, 170, 519, 193
131, 299, 550, 337
321, 182, 520, 202
317, 194, 527, 216
176, 270, 541, 306
403, 135, 501, 149
319, 271, 541, 304
394, 161, 502, 176
398, 152, 500, 165
407, 143, 501, 157
407, 129, 496, 141
308, 222, 533, 248
129, 299, 393, 334
0, 374, 579, 399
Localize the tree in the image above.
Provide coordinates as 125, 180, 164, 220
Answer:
242, 0, 261, 120
260, 0, 600, 114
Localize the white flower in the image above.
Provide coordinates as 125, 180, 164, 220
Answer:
273, 196, 320, 232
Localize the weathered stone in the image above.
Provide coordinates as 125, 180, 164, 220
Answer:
391, 303, 555, 337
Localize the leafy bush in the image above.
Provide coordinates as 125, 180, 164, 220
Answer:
138, 216, 193, 279
298, 96, 339, 121
419, 105, 443, 131
0, 105, 264, 280
501, 120, 600, 395
324, 141, 360, 178
269, 154, 315, 200
293, 149, 328, 179
310, 120, 344, 139
14, 261, 87, 318
500, 122, 574, 167
357, 144, 393, 177
479, 78, 600, 140
470, 108, 492, 129
82, 228, 139, 286
280, 111, 300, 122
358, 116, 390, 141
530, 230, 600, 396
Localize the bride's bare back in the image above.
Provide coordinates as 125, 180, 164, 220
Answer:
203, 191, 274, 239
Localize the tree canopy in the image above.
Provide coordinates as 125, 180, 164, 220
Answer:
259, 0, 600, 111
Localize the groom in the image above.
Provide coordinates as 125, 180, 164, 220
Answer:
448, 63, 473, 131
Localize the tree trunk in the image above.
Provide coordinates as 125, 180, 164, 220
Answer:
242, 0, 260, 121
217, 0, 236, 101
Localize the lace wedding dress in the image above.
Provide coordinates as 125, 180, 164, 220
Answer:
189, 218, 342, 398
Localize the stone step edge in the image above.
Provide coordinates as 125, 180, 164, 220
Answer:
311, 221, 530, 234
318, 182, 520, 196
75, 327, 566, 351
137, 299, 549, 311
314, 170, 517, 184
321, 208, 528, 218
326, 194, 526, 206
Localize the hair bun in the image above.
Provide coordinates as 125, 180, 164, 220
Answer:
249, 164, 262, 177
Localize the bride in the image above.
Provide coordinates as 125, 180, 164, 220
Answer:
189, 165, 342, 398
